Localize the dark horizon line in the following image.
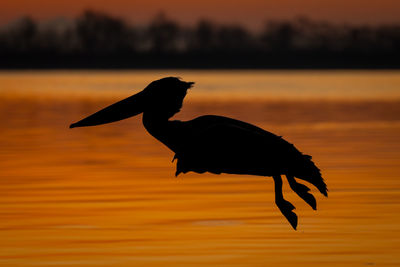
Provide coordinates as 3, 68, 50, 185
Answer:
2, 66, 400, 71
1, 10, 399, 69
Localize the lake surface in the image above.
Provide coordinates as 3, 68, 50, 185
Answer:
1, 70, 399, 266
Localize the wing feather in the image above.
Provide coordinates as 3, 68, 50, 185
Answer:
175, 115, 296, 176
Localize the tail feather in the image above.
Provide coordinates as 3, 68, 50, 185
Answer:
293, 154, 328, 197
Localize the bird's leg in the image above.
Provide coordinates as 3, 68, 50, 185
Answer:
273, 175, 298, 230
286, 175, 317, 210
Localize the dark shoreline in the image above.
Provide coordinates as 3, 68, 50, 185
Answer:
2, 66, 399, 70
1, 11, 399, 70
1, 57, 399, 70
2, 52, 398, 70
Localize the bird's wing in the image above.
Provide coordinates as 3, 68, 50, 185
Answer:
175, 115, 297, 176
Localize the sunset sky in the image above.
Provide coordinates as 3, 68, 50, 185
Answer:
1, 0, 400, 29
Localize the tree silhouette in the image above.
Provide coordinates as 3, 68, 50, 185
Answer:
147, 12, 181, 54
0, 10, 399, 68
76, 10, 135, 55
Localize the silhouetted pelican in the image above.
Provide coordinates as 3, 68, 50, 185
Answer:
70, 77, 327, 229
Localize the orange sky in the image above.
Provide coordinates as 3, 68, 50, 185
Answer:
1, 0, 400, 29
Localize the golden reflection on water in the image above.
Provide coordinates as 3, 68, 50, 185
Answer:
1, 72, 400, 266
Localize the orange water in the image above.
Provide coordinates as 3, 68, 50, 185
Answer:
1, 71, 399, 266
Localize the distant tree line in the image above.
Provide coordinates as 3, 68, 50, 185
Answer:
0, 10, 399, 69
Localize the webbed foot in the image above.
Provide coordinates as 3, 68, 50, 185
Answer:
292, 183, 317, 210
276, 199, 298, 230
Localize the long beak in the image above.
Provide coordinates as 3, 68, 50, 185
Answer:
70, 90, 147, 128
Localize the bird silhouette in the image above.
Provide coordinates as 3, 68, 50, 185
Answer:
70, 77, 328, 230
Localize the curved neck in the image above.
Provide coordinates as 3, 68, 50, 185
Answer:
142, 112, 182, 153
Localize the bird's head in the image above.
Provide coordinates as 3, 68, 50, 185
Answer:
143, 77, 194, 117
69, 77, 194, 128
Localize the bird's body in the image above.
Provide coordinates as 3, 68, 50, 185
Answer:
147, 114, 325, 189
70, 77, 327, 229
